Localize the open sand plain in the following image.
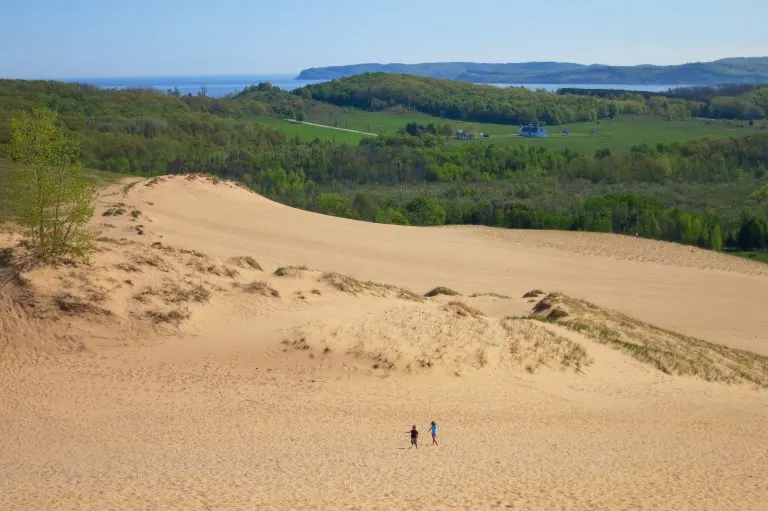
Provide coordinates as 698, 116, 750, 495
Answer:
1, 175, 767, 510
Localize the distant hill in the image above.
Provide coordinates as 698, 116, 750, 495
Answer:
297, 58, 768, 85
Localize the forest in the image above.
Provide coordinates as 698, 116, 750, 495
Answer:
1, 78, 767, 254
298, 73, 768, 125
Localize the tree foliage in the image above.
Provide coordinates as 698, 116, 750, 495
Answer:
9, 108, 96, 260
1, 80, 767, 257
297, 74, 768, 126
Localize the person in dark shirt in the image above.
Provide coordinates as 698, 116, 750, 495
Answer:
410, 425, 418, 448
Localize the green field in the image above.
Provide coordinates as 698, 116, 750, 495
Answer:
287, 108, 764, 152
731, 251, 768, 264
254, 117, 368, 145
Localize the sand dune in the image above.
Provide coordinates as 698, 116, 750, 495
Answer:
2, 175, 768, 510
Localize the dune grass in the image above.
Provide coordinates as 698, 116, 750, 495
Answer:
529, 292, 768, 388
133, 280, 211, 305
241, 281, 280, 298
444, 300, 484, 318
274, 265, 308, 277
228, 256, 263, 271
424, 286, 460, 298
500, 317, 593, 374
320, 272, 422, 301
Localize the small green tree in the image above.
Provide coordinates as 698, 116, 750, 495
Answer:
10, 108, 97, 260
708, 224, 724, 251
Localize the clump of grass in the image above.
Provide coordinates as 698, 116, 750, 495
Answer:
274, 265, 308, 278
121, 181, 140, 194
102, 206, 126, 217
179, 248, 208, 259
311, 289, 322, 296
146, 307, 190, 325
228, 256, 263, 271
134, 281, 210, 305
424, 286, 460, 298
242, 281, 280, 297
130, 210, 142, 219
470, 292, 511, 299
144, 176, 167, 187
445, 300, 484, 318
321, 272, 422, 301
322, 272, 365, 293
115, 262, 140, 273
54, 293, 112, 316
523, 289, 545, 299
132, 253, 170, 271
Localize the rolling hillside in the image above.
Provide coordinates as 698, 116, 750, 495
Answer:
298, 57, 768, 84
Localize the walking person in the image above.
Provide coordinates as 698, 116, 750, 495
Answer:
409, 425, 419, 449
429, 421, 439, 445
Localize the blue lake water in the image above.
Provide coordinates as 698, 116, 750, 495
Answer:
59, 74, 686, 97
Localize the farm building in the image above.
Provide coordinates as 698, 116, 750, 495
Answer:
519, 124, 549, 138
455, 129, 476, 140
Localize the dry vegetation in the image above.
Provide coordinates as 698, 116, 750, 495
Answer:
102, 205, 126, 217
529, 291, 768, 387
500, 317, 593, 374
241, 281, 280, 298
133, 279, 211, 305
274, 265, 308, 277
54, 292, 112, 316
132, 253, 171, 272
444, 300, 484, 318
145, 307, 191, 325
470, 292, 511, 299
320, 272, 422, 301
228, 256, 263, 271
424, 286, 460, 297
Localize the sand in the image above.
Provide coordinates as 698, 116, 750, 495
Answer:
1, 175, 767, 510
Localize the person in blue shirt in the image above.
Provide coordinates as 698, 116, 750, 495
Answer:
429, 421, 439, 445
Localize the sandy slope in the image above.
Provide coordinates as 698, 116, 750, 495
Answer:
128, 175, 768, 355
2, 175, 767, 511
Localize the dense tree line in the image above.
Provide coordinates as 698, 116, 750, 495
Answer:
1, 80, 767, 254
297, 73, 643, 125
298, 74, 768, 125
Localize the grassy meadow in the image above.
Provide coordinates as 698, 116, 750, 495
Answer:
731, 251, 768, 264
254, 117, 369, 144
286, 108, 764, 152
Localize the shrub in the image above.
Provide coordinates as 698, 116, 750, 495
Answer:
242, 281, 280, 297
424, 286, 460, 297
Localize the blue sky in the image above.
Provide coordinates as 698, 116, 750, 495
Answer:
1, 0, 766, 78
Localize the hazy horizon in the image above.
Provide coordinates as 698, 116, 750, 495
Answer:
24, 56, 766, 82
2, 0, 767, 78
